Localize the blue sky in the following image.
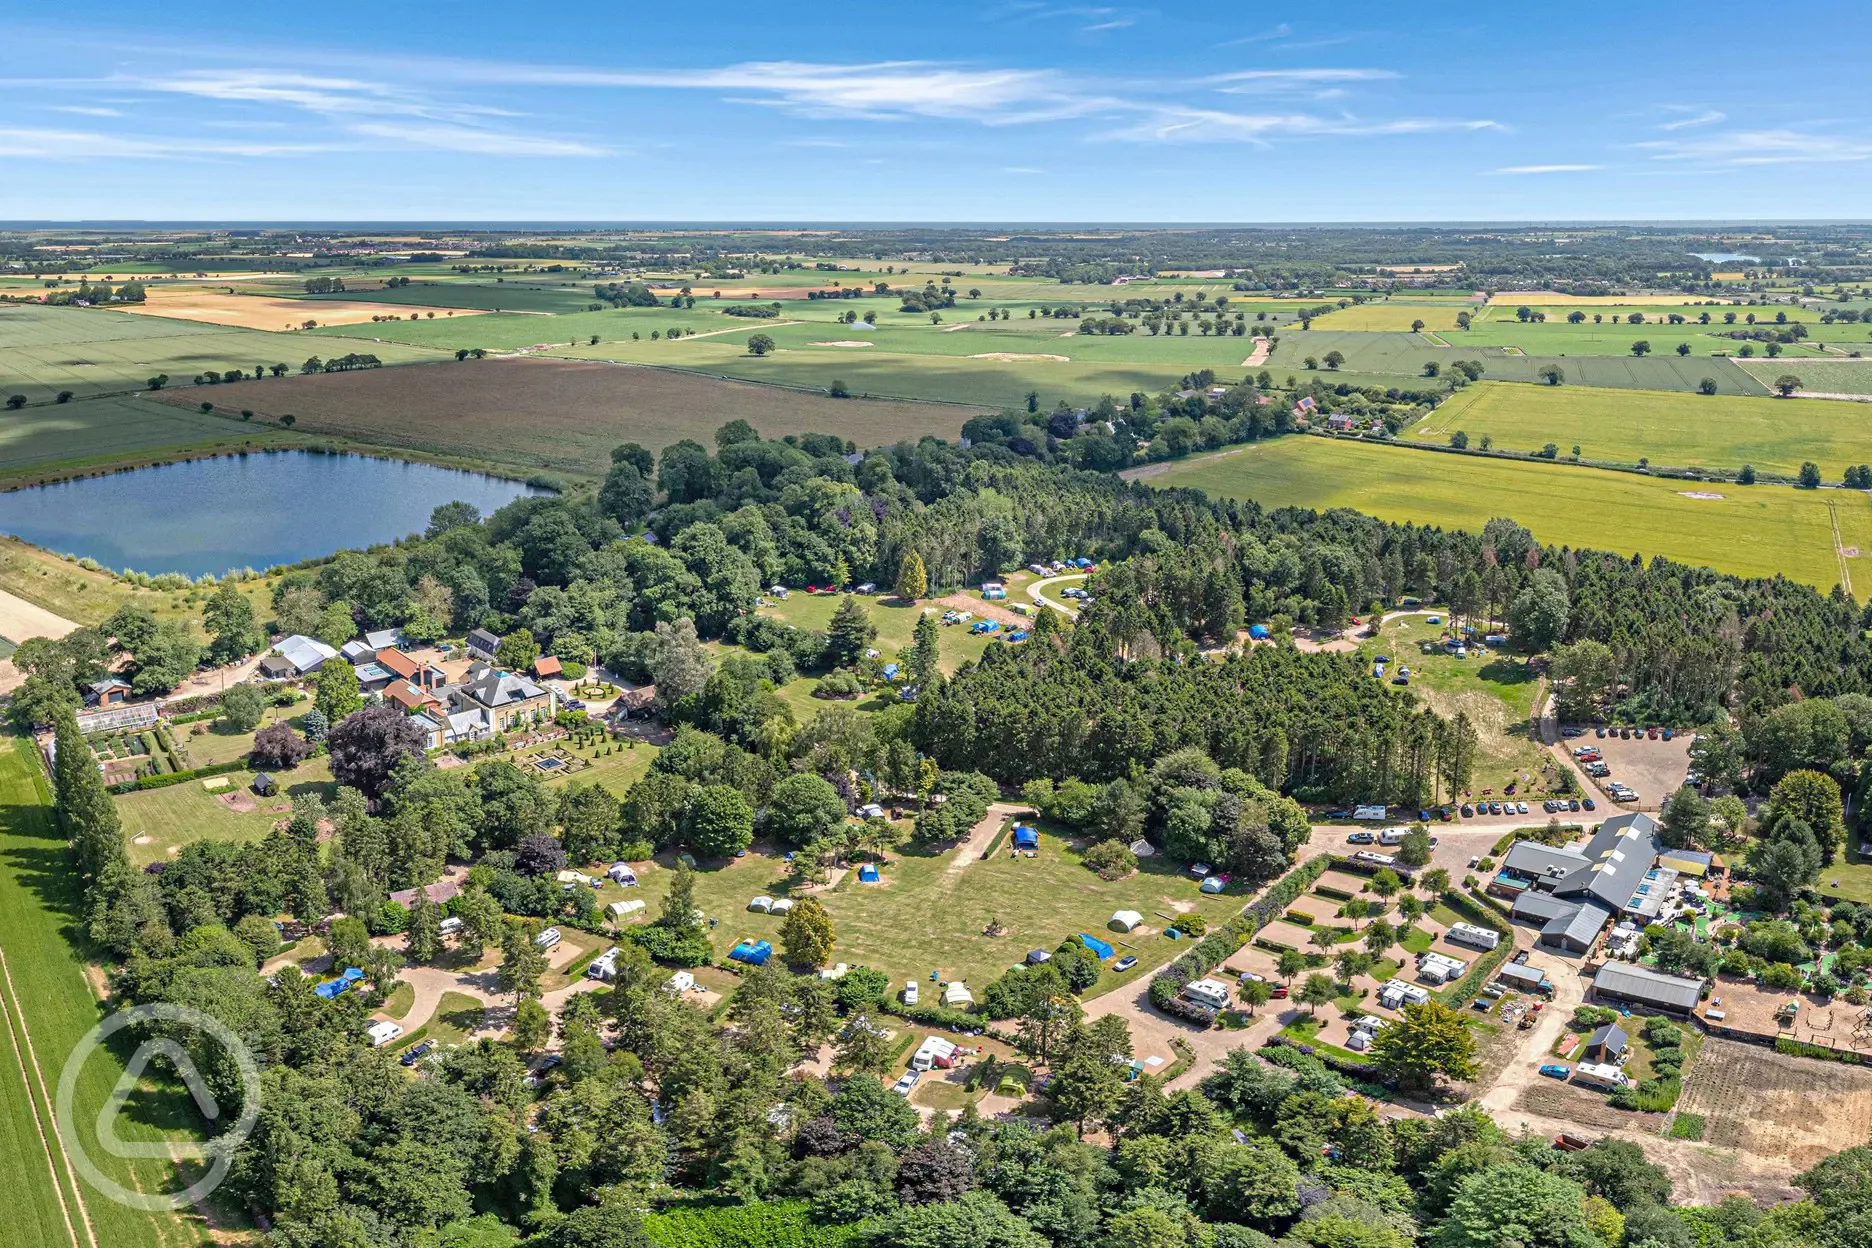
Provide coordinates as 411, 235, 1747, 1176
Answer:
5, 2, 1870, 222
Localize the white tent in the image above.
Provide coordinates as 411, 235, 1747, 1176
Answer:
748, 896, 774, 912
606, 899, 645, 919
769, 898, 796, 914
942, 981, 974, 1007
608, 863, 638, 886
1109, 910, 1144, 933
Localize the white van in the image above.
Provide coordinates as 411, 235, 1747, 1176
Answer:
438, 916, 463, 936
366, 1020, 404, 1047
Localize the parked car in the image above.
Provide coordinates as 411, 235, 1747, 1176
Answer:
1516, 801, 1529, 815
1347, 832, 1377, 844
1595, 727, 1607, 738
1662, 728, 1675, 740
893, 1070, 920, 1096
1568, 799, 1581, 811
1583, 798, 1596, 810
1539, 1064, 1571, 1079
1269, 984, 1289, 999
1459, 804, 1474, 818
399, 1040, 436, 1067
1113, 956, 1138, 973
1562, 727, 1583, 738
1468, 856, 1481, 868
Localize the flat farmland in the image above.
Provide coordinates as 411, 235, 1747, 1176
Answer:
304, 281, 597, 313
198, 357, 985, 478
1309, 301, 1473, 332
1264, 331, 1763, 394
1486, 292, 1715, 307
1739, 357, 1872, 397
310, 306, 677, 352
1136, 435, 1872, 593
0, 395, 294, 483
0, 304, 446, 402
1675, 1037, 1872, 1178
1410, 381, 1870, 475
120, 286, 490, 331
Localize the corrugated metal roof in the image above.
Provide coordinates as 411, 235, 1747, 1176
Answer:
1592, 962, 1703, 1012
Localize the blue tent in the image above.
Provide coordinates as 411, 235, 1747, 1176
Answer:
314, 978, 349, 1000
730, 940, 774, 966
883, 663, 900, 680
1012, 826, 1039, 850
340, 967, 364, 983
858, 864, 881, 883
1078, 933, 1115, 960
1248, 624, 1271, 640
1005, 630, 1029, 643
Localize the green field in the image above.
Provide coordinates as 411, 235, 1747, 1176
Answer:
119, 761, 336, 866
306, 282, 599, 313
1263, 330, 1765, 394
0, 304, 446, 403
1410, 382, 1872, 476
0, 737, 215, 1247
626, 825, 1247, 997
0, 395, 305, 485
1738, 358, 1872, 397
1140, 435, 1872, 594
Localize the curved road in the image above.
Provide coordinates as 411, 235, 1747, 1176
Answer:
1027, 573, 1085, 618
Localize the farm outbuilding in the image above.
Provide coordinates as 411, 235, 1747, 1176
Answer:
252, 773, 277, 796
1590, 963, 1704, 1017
1110, 910, 1143, 933
1078, 933, 1114, 960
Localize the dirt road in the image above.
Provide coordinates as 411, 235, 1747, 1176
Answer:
1025, 574, 1084, 619
947, 802, 1026, 877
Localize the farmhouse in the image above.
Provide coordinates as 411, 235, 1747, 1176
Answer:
377, 648, 446, 690
385, 680, 442, 715
1494, 813, 1665, 953
389, 880, 462, 907
440, 663, 557, 732
1590, 962, 1704, 1017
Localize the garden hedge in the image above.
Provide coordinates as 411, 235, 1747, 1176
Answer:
1149, 854, 1330, 1007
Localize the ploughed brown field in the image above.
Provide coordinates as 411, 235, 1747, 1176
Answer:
160, 356, 984, 479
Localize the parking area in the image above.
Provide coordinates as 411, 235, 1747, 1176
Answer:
1564, 727, 1692, 812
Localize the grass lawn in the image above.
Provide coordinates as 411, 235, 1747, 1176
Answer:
118, 760, 335, 866
380, 980, 416, 1020
0, 736, 219, 1246
1818, 840, 1872, 905
1140, 435, 1872, 595
1399, 927, 1435, 955
392, 991, 492, 1057
1408, 381, 1871, 476
1352, 614, 1549, 788
625, 826, 1248, 997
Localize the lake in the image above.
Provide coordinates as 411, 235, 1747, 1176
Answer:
1690, 252, 1761, 263
0, 450, 547, 577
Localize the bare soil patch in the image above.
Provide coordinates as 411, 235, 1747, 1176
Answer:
933, 592, 1027, 629
167, 357, 984, 479
217, 790, 257, 813
1241, 339, 1272, 368
969, 352, 1069, 363
1676, 1037, 1872, 1172
810, 340, 874, 348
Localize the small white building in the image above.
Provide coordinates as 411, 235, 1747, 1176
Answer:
1379, 979, 1431, 1010
366, 1020, 404, 1047
1572, 1062, 1628, 1091
1416, 951, 1469, 985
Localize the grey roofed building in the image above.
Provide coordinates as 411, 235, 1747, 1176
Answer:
1502, 842, 1590, 882
465, 627, 501, 658
1585, 1022, 1627, 1059
454, 663, 552, 710
1541, 901, 1615, 953
274, 634, 338, 675
1550, 812, 1663, 913
364, 627, 403, 651
1591, 962, 1704, 1015
1498, 962, 1548, 990
1510, 891, 1578, 924
257, 654, 296, 680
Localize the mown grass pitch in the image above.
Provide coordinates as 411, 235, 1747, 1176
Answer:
1410, 381, 1872, 476
0, 738, 218, 1247
1139, 435, 1872, 594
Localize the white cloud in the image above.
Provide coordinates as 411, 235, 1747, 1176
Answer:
495, 61, 1100, 124
1659, 109, 1725, 131
1636, 128, 1872, 166
1108, 106, 1500, 144
1083, 19, 1134, 31
1002, 166, 1045, 174
349, 122, 607, 156
48, 105, 122, 117
0, 126, 323, 159
1493, 163, 1602, 174
1218, 23, 1292, 48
